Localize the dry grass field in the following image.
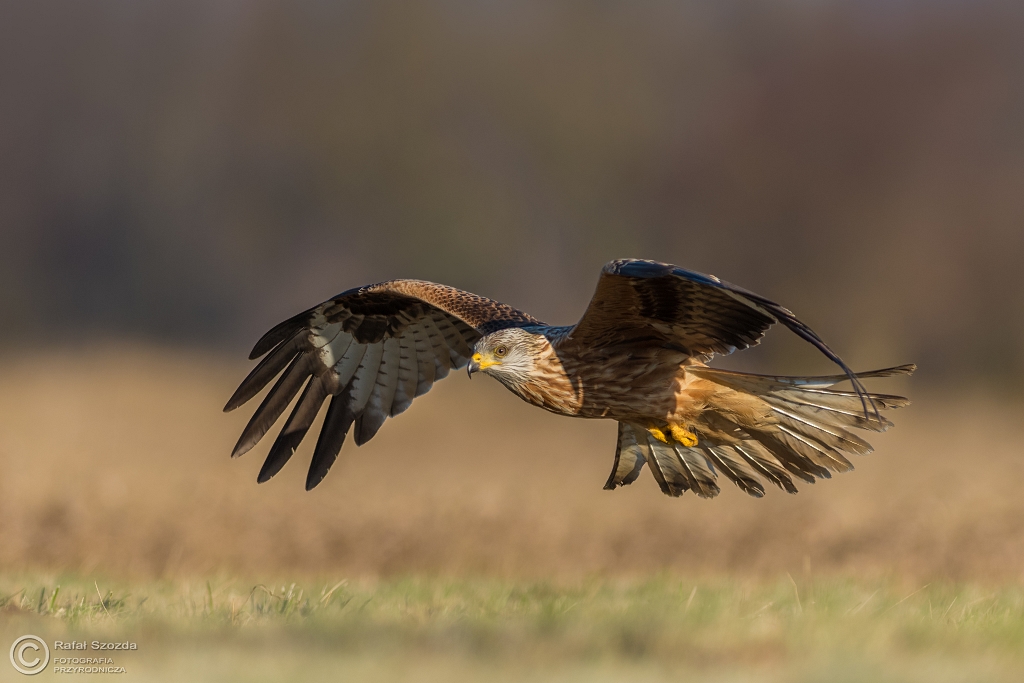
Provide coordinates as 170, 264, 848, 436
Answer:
1, 345, 1023, 681
0, 345, 1021, 580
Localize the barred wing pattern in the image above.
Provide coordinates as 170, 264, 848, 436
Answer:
225, 280, 539, 490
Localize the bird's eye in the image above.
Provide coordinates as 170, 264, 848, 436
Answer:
494, 345, 508, 357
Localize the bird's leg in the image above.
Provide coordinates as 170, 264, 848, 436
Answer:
647, 423, 699, 447
669, 423, 699, 447
647, 425, 671, 444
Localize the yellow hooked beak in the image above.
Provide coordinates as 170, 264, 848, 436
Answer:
467, 352, 500, 377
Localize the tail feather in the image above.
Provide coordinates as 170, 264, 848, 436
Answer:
754, 432, 833, 481
775, 426, 855, 472
701, 445, 765, 498
760, 392, 893, 432
733, 442, 800, 493
604, 422, 647, 490
605, 424, 720, 498
734, 364, 910, 493
670, 441, 720, 498
641, 431, 688, 497
604, 364, 913, 499
691, 364, 912, 435
771, 387, 910, 411
769, 404, 874, 455
690, 363, 915, 390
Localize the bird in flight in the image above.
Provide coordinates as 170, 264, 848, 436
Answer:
226, 259, 913, 497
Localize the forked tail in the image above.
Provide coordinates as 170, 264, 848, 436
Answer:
604, 364, 916, 498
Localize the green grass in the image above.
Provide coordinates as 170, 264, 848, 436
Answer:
2, 575, 1024, 682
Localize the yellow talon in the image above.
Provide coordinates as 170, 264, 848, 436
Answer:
669, 424, 699, 447
648, 426, 670, 444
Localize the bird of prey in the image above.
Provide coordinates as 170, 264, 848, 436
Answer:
225, 259, 913, 497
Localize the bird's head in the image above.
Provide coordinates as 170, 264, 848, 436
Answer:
468, 327, 545, 385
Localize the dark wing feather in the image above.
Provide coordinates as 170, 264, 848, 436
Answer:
227, 279, 540, 489
306, 388, 355, 491
257, 377, 329, 483
231, 353, 316, 458
603, 422, 648, 490
224, 334, 304, 411
566, 259, 878, 419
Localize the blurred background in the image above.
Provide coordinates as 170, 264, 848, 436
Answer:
0, 0, 1023, 581
3, 0, 1024, 382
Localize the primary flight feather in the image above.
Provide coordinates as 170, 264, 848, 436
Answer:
226, 259, 914, 495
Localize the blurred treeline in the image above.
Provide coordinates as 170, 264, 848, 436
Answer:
1, 1, 1022, 387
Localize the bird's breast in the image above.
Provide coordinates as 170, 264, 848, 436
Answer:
507, 345, 692, 420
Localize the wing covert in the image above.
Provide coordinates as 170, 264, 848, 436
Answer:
566, 259, 876, 417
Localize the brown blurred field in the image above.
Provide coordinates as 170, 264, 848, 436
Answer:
1, 345, 1021, 582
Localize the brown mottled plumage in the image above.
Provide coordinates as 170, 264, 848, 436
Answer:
226, 259, 914, 495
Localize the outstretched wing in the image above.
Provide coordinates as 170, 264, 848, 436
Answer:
225, 279, 539, 490
565, 259, 875, 416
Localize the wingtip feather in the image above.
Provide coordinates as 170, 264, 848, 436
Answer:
249, 310, 313, 360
